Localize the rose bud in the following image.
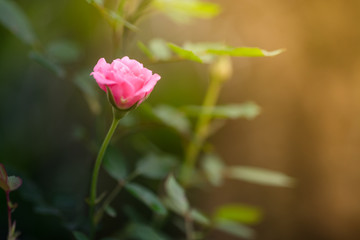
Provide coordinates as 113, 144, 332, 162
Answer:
91, 57, 161, 110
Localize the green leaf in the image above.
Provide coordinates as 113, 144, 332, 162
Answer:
73, 231, 89, 240
163, 174, 189, 215
33, 205, 61, 216
215, 220, 255, 239
105, 205, 117, 218
183, 42, 226, 63
153, 105, 191, 134
168, 43, 202, 63
149, 39, 172, 61
0, 0, 36, 45
226, 166, 295, 187
214, 204, 262, 224
7, 176, 22, 191
201, 154, 224, 186
46, 40, 80, 63
125, 183, 167, 216
190, 209, 210, 226
74, 70, 101, 115
125, 223, 168, 240
136, 153, 178, 179
103, 149, 128, 181
28, 51, 65, 78
108, 10, 138, 31
137, 41, 154, 59
183, 102, 261, 120
153, 0, 220, 23
87, 0, 104, 6
207, 47, 285, 57
123, 205, 146, 222
87, 0, 137, 31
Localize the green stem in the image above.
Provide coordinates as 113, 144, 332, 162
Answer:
184, 211, 194, 240
89, 110, 121, 239
94, 171, 138, 224
6, 191, 12, 239
94, 180, 124, 224
180, 75, 223, 185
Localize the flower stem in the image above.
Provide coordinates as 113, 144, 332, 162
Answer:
94, 171, 138, 224
184, 211, 194, 240
94, 181, 124, 224
180, 73, 224, 186
6, 191, 12, 239
89, 110, 121, 239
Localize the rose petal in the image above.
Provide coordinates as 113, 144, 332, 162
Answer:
91, 72, 117, 91
93, 58, 110, 73
109, 81, 136, 108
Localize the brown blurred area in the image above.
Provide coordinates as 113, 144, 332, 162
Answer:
149, 0, 360, 239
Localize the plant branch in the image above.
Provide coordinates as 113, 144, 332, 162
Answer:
185, 211, 194, 240
89, 112, 121, 239
6, 191, 12, 239
180, 69, 224, 186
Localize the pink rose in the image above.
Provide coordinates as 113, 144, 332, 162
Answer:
91, 57, 161, 109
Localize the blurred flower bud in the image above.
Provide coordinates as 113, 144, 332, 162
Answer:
210, 56, 233, 82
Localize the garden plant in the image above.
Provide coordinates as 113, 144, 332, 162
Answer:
0, 0, 293, 239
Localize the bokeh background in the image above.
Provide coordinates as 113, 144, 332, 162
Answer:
1, 0, 360, 239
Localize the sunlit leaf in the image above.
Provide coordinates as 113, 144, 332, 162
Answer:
125, 223, 168, 240
149, 39, 172, 61
108, 10, 138, 31
73, 231, 89, 240
183, 102, 261, 120
214, 204, 262, 224
168, 43, 202, 63
163, 174, 189, 215
215, 220, 255, 239
201, 154, 224, 186
153, 105, 191, 134
0, 0, 36, 45
125, 183, 167, 216
183, 42, 226, 63
190, 209, 210, 226
105, 205, 117, 218
226, 166, 295, 187
103, 149, 128, 181
153, 0, 220, 23
29, 51, 65, 78
207, 47, 285, 57
136, 153, 178, 179
46, 40, 80, 63
137, 41, 154, 59
86, 0, 104, 6
7, 176, 22, 191
87, 0, 137, 30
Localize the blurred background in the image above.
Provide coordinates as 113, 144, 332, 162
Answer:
1, 0, 360, 239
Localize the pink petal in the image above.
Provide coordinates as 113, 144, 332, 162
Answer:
93, 58, 110, 73
91, 72, 117, 91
